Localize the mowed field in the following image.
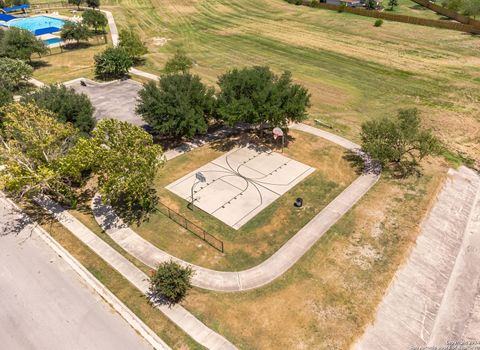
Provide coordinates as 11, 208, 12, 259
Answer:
100, 0, 480, 162
28, 0, 479, 348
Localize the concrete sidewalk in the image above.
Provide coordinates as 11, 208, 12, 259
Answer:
89, 123, 379, 292
35, 195, 237, 350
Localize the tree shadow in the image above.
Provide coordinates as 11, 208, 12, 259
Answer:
63, 42, 93, 50
343, 149, 382, 175
30, 60, 51, 70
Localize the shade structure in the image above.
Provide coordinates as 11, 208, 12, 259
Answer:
34, 26, 61, 36
2, 4, 30, 12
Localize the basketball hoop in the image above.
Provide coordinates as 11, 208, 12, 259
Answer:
272, 127, 285, 153
273, 127, 283, 139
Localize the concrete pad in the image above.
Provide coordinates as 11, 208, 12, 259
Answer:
166, 146, 315, 229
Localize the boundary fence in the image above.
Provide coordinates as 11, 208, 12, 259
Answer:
32, 2, 74, 9
410, 0, 480, 27
295, 0, 480, 34
158, 202, 225, 253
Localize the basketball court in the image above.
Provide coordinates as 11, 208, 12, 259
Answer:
166, 145, 315, 229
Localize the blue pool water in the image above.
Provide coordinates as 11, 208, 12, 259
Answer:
43, 37, 63, 45
8, 16, 65, 33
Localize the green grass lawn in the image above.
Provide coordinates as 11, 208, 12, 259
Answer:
132, 129, 357, 270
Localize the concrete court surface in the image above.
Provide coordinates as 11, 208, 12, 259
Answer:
67, 79, 145, 126
166, 145, 315, 229
0, 200, 152, 350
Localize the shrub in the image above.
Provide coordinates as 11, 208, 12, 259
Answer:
374, 19, 384, 26
22, 84, 96, 134
163, 50, 193, 74
310, 0, 320, 7
0, 84, 13, 110
338, 3, 346, 12
149, 261, 193, 304
94, 47, 133, 79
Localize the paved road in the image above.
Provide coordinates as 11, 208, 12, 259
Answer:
0, 197, 153, 350
354, 166, 480, 350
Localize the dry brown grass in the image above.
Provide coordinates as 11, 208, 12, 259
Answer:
182, 159, 447, 350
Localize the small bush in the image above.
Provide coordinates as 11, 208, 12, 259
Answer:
149, 261, 194, 304
295, 0, 303, 5
310, 0, 320, 7
374, 19, 384, 26
338, 3, 346, 12
94, 47, 133, 80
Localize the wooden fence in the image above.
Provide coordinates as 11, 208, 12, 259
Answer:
410, 0, 480, 27
296, 0, 480, 34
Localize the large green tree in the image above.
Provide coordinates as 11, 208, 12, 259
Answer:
0, 103, 80, 202
94, 47, 133, 79
118, 29, 148, 62
60, 21, 92, 45
360, 108, 440, 176
0, 103, 163, 220
216, 66, 311, 128
86, 119, 164, 222
0, 57, 33, 91
0, 28, 47, 61
86, 0, 100, 8
136, 74, 215, 139
82, 9, 107, 33
22, 84, 96, 134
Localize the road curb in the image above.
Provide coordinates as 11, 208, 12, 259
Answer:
1, 194, 171, 350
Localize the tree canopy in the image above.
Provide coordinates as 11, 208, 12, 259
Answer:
94, 47, 133, 79
0, 57, 33, 91
216, 66, 311, 128
60, 21, 92, 45
68, 0, 83, 9
22, 84, 96, 134
86, 0, 100, 8
118, 29, 148, 62
0, 103, 80, 202
87, 119, 164, 222
360, 108, 441, 176
0, 103, 163, 221
0, 28, 47, 61
149, 260, 193, 304
136, 74, 215, 139
163, 50, 193, 75
0, 84, 13, 111
82, 9, 107, 33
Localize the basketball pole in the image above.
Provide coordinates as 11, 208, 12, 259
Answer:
190, 178, 197, 211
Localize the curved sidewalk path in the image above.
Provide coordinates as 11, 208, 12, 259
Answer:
36, 195, 237, 350
92, 123, 380, 292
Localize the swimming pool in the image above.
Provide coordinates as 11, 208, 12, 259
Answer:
8, 16, 65, 33
43, 37, 63, 45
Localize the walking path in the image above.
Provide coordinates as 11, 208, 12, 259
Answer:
354, 166, 480, 349
89, 123, 379, 292
35, 195, 237, 350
